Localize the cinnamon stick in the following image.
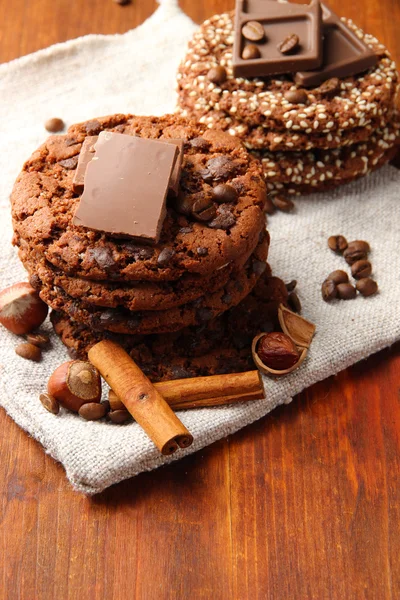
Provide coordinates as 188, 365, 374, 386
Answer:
88, 341, 193, 455
108, 370, 264, 411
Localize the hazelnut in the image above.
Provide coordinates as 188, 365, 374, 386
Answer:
0, 282, 48, 334
47, 360, 102, 413
257, 332, 299, 371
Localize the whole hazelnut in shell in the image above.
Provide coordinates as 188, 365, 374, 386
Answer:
0, 282, 48, 334
47, 361, 102, 412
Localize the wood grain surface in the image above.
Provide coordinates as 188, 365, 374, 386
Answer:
0, 1, 399, 598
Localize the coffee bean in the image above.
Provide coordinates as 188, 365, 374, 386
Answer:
278, 33, 300, 55
288, 291, 301, 313
284, 89, 308, 104
326, 270, 349, 285
264, 194, 276, 215
58, 156, 78, 170
26, 333, 50, 347
356, 278, 378, 297
45, 118, 65, 133
272, 194, 295, 212
208, 206, 236, 230
286, 280, 297, 292
15, 342, 41, 361
207, 66, 227, 85
212, 184, 238, 204
101, 400, 111, 414
40, 393, 60, 415
192, 196, 217, 222
242, 21, 265, 42
317, 77, 340, 97
173, 193, 194, 216
206, 156, 237, 180
344, 240, 370, 266
328, 235, 348, 254
351, 259, 372, 280
157, 247, 175, 266
85, 120, 102, 135
242, 44, 261, 60
337, 283, 357, 300
108, 409, 132, 424
196, 247, 209, 256
321, 279, 337, 302
79, 402, 108, 421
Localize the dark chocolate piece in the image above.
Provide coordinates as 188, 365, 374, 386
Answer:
295, 4, 378, 87
72, 136, 98, 194
164, 139, 185, 197
233, 0, 323, 78
73, 131, 178, 243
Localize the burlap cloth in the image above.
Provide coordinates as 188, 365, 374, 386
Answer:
0, 0, 399, 494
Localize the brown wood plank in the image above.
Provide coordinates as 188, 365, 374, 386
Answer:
0, 0, 399, 598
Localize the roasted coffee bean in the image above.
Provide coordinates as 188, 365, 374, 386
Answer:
356, 278, 378, 297
242, 44, 261, 60
45, 117, 65, 133
208, 207, 236, 230
196, 247, 208, 256
278, 33, 300, 55
272, 194, 295, 212
192, 196, 217, 222
344, 240, 370, 265
264, 194, 276, 215
288, 291, 301, 313
190, 137, 211, 151
58, 156, 78, 170
252, 260, 267, 275
326, 270, 349, 285
79, 402, 108, 421
212, 184, 238, 204
351, 259, 372, 280
173, 193, 194, 216
85, 120, 102, 135
317, 77, 340, 97
15, 342, 41, 361
206, 156, 237, 180
40, 393, 60, 415
286, 280, 297, 292
328, 235, 348, 254
157, 247, 175, 266
108, 409, 132, 424
207, 66, 227, 84
337, 283, 357, 300
26, 333, 50, 347
242, 20, 265, 42
321, 279, 337, 302
284, 89, 308, 104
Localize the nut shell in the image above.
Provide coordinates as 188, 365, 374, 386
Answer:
48, 360, 101, 412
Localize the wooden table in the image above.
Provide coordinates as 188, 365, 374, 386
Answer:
1, 1, 399, 598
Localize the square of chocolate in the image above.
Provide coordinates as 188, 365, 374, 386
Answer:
233, 0, 323, 78
72, 136, 98, 194
73, 132, 179, 244
163, 138, 185, 197
295, 4, 378, 87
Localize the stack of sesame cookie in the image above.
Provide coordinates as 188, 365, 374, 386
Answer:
176, 11, 399, 198
11, 114, 288, 380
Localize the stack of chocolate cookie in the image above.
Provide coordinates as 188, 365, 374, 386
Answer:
11, 114, 288, 381
176, 3, 399, 198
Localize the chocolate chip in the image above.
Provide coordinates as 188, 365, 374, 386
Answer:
190, 137, 211, 151
121, 244, 154, 261
196, 247, 208, 256
206, 156, 237, 181
68, 348, 79, 359
29, 274, 41, 290
242, 44, 261, 60
356, 278, 378, 297
328, 235, 348, 254
242, 21, 265, 42
208, 206, 236, 230
99, 310, 127, 326
196, 308, 213, 322
278, 33, 300, 55
157, 247, 175, 266
113, 0, 131, 4
212, 184, 238, 204
179, 226, 193, 234
170, 366, 192, 379
39, 393, 60, 415
207, 66, 227, 84
264, 195, 276, 215
351, 260, 372, 280
79, 402, 108, 421
58, 156, 78, 170
337, 283, 357, 300
321, 279, 337, 302
326, 270, 349, 285
252, 260, 267, 275
85, 120, 102, 135
271, 194, 295, 213
284, 89, 308, 104
221, 293, 233, 305
65, 136, 79, 147
45, 118, 65, 133
108, 409, 132, 424
317, 77, 340, 97
88, 247, 116, 271
192, 197, 217, 222
288, 291, 301, 313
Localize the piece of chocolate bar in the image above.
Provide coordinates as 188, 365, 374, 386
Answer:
295, 4, 378, 87
233, 0, 323, 78
164, 139, 185, 197
72, 136, 98, 194
73, 132, 179, 244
